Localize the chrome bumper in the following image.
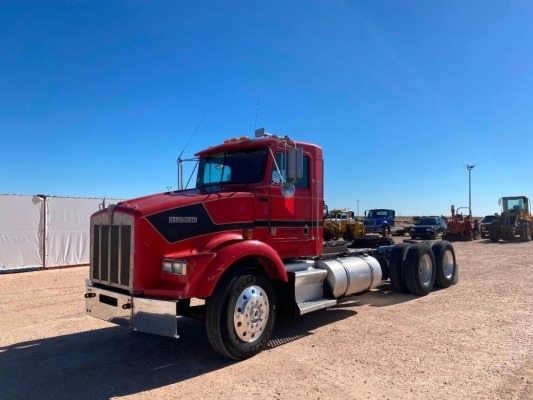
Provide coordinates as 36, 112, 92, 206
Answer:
85, 280, 180, 338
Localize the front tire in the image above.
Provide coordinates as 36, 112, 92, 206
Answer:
489, 227, 500, 243
206, 271, 276, 360
521, 224, 530, 242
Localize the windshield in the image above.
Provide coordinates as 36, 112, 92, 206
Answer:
367, 210, 388, 218
196, 147, 267, 188
481, 215, 495, 223
503, 198, 525, 212
417, 218, 437, 225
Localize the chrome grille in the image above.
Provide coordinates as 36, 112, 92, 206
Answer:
91, 223, 132, 290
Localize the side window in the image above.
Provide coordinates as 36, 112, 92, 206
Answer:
297, 156, 309, 188
272, 153, 287, 185
272, 152, 309, 188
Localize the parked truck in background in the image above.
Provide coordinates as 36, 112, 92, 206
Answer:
480, 214, 498, 238
85, 129, 458, 360
364, 209, 406, 236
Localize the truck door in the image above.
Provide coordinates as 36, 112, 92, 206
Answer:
267, 151, 313, 256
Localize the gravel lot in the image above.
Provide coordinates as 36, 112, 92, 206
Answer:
1, 238, 532, 400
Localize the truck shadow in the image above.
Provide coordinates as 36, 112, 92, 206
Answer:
0, 309, 356, 400
0, 286, 422, 400
0, 319, 223, 400
335, 283, 418, 308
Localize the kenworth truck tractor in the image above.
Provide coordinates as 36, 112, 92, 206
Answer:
85, 129, 458, 360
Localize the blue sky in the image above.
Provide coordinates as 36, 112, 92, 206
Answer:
1, 1, 532, 217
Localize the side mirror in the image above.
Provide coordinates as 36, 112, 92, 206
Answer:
288, 147, 303, 179
281, 183, 295, 198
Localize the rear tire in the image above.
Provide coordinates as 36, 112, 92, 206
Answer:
403, 243, 436, 296
388, 243, 412, 294
431, 241, 457, 288
206, 270, 276, 360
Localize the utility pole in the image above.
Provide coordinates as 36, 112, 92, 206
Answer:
464, 164, 476, 213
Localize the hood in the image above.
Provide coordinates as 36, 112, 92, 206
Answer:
105, 189, 255, 244
113, 188, 253, 218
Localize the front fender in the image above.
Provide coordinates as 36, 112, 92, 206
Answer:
187, 239, 288, 298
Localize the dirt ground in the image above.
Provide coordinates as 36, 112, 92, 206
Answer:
1, 237, 532, 400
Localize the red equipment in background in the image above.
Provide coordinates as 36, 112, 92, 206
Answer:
443, 205, 475, 241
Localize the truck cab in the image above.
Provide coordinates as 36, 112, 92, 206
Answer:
364, 209, 396, 235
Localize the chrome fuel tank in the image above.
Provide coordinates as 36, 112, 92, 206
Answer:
315, 255, 382, 298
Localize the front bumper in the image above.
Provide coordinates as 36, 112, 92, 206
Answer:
410, 229, 436, 238
85, 280, 180, 338
365, 226, 385, 233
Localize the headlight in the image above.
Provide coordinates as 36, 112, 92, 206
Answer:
162, 259, 187, 275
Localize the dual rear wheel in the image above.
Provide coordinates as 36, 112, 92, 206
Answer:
389, 241, 457, 296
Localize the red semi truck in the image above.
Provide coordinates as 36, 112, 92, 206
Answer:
85, 129, 458, 359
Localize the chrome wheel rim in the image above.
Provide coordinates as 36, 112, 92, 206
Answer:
442, 249, 454, 279
419, 254, 433, 287
233, 285, 269, 343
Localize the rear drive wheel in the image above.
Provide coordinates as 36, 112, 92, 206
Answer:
206, 270, 276, 360
388, 243, 412, 294
431, 241, 457, 288
403, 243, 436, 296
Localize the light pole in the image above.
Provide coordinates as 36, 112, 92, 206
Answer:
356, 199, 360, 217
464, 164, 476, 213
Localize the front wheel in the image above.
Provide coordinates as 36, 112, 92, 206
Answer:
521, 224, 530, 242
489, 228, 500, 243
206, 271, 276, 360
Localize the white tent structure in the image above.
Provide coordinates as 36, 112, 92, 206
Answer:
0, 195, 123, 272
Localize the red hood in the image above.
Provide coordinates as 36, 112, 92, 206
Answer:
112, 189, 254, 222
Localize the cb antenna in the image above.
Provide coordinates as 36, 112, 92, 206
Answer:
177, 107, 210, 190
177, 107, 211, 161
254, 97, 259, 129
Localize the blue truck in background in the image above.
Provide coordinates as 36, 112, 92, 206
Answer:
364, 209, 398, 236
